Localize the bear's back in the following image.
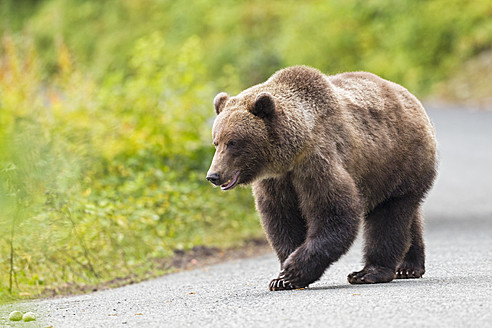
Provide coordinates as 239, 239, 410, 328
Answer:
326, 71, 436, 208
327, 71, 435, 148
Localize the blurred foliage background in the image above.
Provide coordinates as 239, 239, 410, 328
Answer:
0, 0, 491, 302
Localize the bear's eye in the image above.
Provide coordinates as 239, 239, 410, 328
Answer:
227, 140, 237, 148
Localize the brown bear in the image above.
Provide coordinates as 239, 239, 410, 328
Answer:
206, 66, 437, 291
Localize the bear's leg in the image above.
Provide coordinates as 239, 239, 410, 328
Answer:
269, 208, 360, 291
348, 195, 420, 284
395, 209, 425, 279
253, 176, 307, 266
268, 165, 361, 291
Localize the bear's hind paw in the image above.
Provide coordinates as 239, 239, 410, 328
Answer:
347, 265, 395, 284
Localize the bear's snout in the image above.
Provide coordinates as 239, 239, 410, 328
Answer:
206, 172, 221, 186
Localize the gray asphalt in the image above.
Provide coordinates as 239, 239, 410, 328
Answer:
2, 105, 492, 328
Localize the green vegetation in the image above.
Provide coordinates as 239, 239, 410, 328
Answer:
3, 0, 491, 93
0, 31, 257, 302
1, 0, 491, 302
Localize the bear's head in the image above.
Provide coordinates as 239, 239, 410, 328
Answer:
206, 90, 282, 190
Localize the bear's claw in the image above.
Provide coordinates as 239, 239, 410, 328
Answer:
269, 278, 296, 291
395, 262, 425, 279
269, 267, 311, 291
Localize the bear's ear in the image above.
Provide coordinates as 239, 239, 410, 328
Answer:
251, 92, 275, 119
214, 92, 229, 115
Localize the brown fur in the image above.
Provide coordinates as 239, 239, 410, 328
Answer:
206, 66, 437, 290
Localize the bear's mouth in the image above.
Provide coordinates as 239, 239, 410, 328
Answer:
221, 171, 240, 191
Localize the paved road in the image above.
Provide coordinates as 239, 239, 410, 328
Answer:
2, 105, 492, 327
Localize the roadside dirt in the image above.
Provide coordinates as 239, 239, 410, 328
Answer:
38, 238, 272, 299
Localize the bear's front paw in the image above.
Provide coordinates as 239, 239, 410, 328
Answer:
395, 261, 425, 279
269, 266, 311, 291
